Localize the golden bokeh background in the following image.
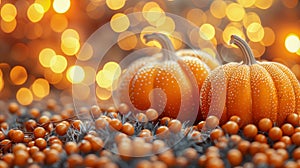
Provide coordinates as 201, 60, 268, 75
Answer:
0, 0, 299, 106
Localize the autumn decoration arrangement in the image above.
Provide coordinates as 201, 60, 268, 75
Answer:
1, 33, 300, 168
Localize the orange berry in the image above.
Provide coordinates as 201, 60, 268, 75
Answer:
156, 126, 169, 138
25, 119, 37, 132
32, 151, 45, 163
243, 124, 258, 139
45, 149, 60, 165
118, 103, 130, 115
145, 108, 159, 121
95, 117, 109, 130
253, 152, 268, 165
65, 141, 78, 155
281, 123, 294, 136
160, 117, 170, 125
205, 115, 219, 129
90, 105, 102, 119
292, 132, 300, 145
39, 116, 50, 125
249, 141, 261, 155
35, 138, 47, 150
286, 113, 299, 127
136, 113, 148, 123
72, 120, 82, 131
206, 157, 224, 168
254, 134, 267, 143
121, 122, 134, 136
168, 119, 182, 133
210, 128, 224, 141
109, 118, 123, 131
84, 154, 98, 167
229, 115, 241, 125
238, 140, 250, 155
280, 136, 292, 146
293, 147, 300, 160
33, 127, 46, 138
8, 102, 19, 114
55, 123, 69, 136
12, 143, 27, 154
222, 121, 239, 135
79, 140, 92, 153
14, 150, 29, 166
269, 127, 283, 141
10, 130, 24, 143
273, 141, 286, 149
197, 121, 206, 130
258, 118, 273, 132
227, 149, 242, 166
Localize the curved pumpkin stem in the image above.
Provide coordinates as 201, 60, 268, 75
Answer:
230, 35, 257, 65
144, 33, 176, 61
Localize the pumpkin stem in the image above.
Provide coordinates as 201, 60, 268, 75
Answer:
230, 35, 257, 65
144, 33, 176, 61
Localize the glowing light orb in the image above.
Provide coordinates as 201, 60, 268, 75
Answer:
66, 65, 85, 84
285, 34, 300, 53
53, 0, 71, 14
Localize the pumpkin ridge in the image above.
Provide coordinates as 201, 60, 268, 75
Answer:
273, 62, 300, 114
260, 63, 296, 126
226, 65, 252, 126
249, 64, 278, 124
129, 65, 157, 111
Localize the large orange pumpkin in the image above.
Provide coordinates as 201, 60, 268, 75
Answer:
116, 33, 219, 121
200, 35, 300, 127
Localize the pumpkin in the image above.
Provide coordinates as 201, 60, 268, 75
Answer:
116, 32, 219, 121
200, 35, 300, 127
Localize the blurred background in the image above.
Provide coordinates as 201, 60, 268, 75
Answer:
0, 0, 299, 108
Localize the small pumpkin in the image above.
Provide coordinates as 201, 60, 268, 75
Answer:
116, 33, 219, 121
200, 35, 300, 127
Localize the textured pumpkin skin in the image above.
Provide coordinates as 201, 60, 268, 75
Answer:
117, 33, 219, 121
200, 36, 300, 127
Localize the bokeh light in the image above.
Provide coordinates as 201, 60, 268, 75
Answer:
106, 0, 126, 10
39, 48, 56, 68
226, 3, 245, 22
0, 69, 3, 93
96, 62, 121, 90
0, 19, 17, 33
35, 0, 51, 12
110, 13, 130, 33
50, 14, 68, 32
31, 78, 50, 98
53, 0, 71, 14
118, 31, 138, 51
62, 29, 80, 40
10, 66, 28, 85
76, 43, 93, 61
66, 65, 85, 84
261, 27, 275, 46
16, 87, 33, 106
186, 8, 207, 26
243, 12, 261, 28
246, 22, 264, 42
255, 0, 273, 9
1, 3, 17, 22
210, 0, 226, 19
0, 0, 299, 106
285, 34, 300, 53
27, 3, 45, 23
96, 86, 112, 100
61, 37, 80, 56
199, 23, 215, 40
50, 55, 68, 73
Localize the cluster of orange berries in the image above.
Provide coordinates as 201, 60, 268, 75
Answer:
1, 100, 300, 168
